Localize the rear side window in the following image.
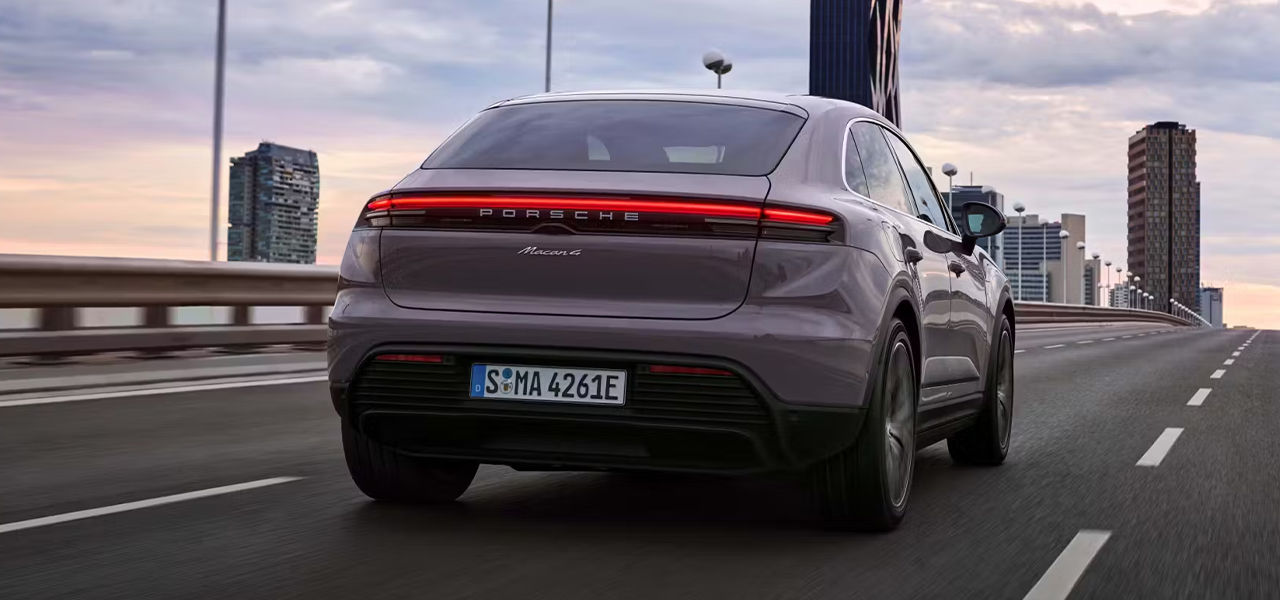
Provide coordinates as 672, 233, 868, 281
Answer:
423, 100, 805, 176
843, 129, 870, 197
850, 123, 913, 215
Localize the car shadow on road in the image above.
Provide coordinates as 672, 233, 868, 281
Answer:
339, 442, 974, 537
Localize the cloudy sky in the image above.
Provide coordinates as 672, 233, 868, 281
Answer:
1, 0, 1278, 326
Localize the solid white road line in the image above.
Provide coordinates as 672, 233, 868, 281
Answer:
1137, 428, 1184, 467
0, 375, 329, 409
1211, 369, 1226, 379
1224, 359, 1235, 365
0, 477, 302, 535
1023, 530, 1112, 600
1044, 344, 1066, 349
1187, 388, 1212, 407
1076, 340, 1093, 345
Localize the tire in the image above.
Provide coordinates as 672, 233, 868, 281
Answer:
342, 421, 479, 503
811, 318, 918, 532
947, 314, 1014, 465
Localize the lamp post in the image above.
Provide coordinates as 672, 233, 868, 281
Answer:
1012, 202, 1026, 300
702, 50, 733, 89
1133, 275, 1141, 309
1091, 252, 1101, 306
1114, 266, 1123, 307
1103, 260, 1112, 306
1145, 293, 1153, 311
544, 0, 553, 92
1042, 221, 1052, 301
1057, 229, 1070, 303
1075, 241, 1086, 305
209, 0, 227, 261
942, 163, 959, 209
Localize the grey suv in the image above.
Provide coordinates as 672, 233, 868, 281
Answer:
328, 90, 1013, 531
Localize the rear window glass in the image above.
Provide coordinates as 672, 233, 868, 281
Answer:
423, 100, 805, 176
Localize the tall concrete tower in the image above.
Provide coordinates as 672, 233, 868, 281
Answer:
809, 0, 903, 126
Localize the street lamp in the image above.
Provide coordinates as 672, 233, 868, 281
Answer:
1145, 293, 1153, 311
702, 50, 733, 89
1114, 265, 1122, 307
209, 0, 227, 261
1012, 202, 1026, 300
1133, 275, 1141, 309
1104, 260, 1113, 306
544, 0, 554, 92
942, 163, 959, 209
1075, 241, 1086, 305
1057, 229, 1070, 304
1091, 251, 1101, 306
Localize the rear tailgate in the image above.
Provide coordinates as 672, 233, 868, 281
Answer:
377, 169, 771, 320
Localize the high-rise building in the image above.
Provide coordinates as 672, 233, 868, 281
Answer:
1002, 213, 1086, 303
228, 142, 320, 264
1127, 122, 1200, 314
948, 185, 1004, 269
810, 0, 902, 125
1110, 284, 1131, 308
1084, 258, 1100, 306
1199, 287, 1224, 328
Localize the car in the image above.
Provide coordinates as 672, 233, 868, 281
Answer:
328, 90, 1014, 531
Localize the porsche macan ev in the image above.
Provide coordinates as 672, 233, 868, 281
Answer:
328, 91, 1014, 531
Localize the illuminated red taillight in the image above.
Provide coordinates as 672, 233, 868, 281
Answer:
365, 195, 760, 219
374, 354, 444, 363
646, 364, 734, 376
361, 194, 837, 242
763, 208, 834, 225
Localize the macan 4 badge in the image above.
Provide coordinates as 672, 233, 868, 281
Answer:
516, 246, 582, 256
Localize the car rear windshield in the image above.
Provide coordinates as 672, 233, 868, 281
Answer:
422, 100, 805, 176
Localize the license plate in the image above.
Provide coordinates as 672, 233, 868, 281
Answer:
469, 364, 627, 405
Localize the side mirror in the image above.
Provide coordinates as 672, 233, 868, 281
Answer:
959, 201, 1006, 239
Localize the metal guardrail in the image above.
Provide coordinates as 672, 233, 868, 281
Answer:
0, 254, 1192, 358
0, 254, 335, 357
1015, 301, 1192, 326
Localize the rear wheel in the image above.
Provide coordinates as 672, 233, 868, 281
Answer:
811, 318, 917, 532
947, 315, 1014, 465
342, 421, 478, 503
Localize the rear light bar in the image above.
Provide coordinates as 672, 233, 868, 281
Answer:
362, 194, 838, 242
646, 364, 734, 376
374, 354, 444, 363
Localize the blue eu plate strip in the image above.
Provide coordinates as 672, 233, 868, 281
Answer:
469, 364, 487, 398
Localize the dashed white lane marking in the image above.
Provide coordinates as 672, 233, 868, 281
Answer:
1137, 428, 1184, 467
1103, 338, 1116, 341
1122, 336, 1133, 339
0, 477, 303, 535
1015, 350, 1027, 354
1187, 388, 1212, 407
1211, 369, 1226, 379
1076, 340, 1094, 345
1044, 344, 1066, 349
1224, 359, 1235, 365
1023, 530, 1112, 600
0, 375, 329, 409
1232, 352, 1241, 357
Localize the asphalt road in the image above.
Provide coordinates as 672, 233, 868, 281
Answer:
1, 323, 1275, 599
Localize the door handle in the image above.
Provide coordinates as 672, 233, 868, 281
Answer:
948, 261, 966, 276
904, 247, 924, 264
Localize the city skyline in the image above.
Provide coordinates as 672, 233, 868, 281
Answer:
1, 0, 1277, 326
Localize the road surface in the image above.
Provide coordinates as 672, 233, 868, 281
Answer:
1, 323, 1274, 599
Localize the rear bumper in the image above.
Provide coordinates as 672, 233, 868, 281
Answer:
326, 282, 881, 473
330, 345, 864, 473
